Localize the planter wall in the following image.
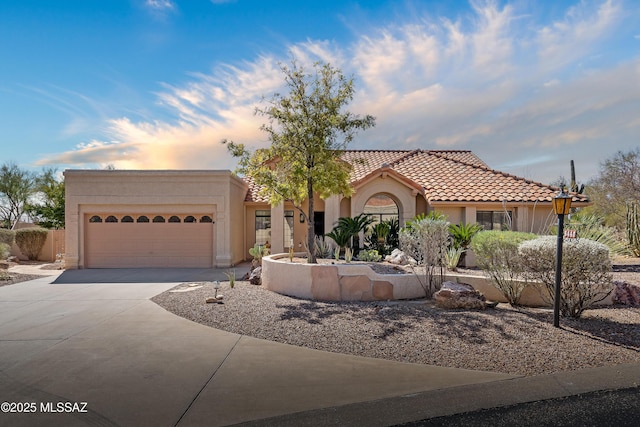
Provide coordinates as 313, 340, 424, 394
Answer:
263, 253, 606, 306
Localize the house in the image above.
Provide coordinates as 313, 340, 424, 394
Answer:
64, 149, 588, 269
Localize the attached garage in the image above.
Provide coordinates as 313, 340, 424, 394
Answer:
64, 170, 248, 269
84, 213, 214, 268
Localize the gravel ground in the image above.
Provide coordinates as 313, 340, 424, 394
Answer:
152, 279, 640, 377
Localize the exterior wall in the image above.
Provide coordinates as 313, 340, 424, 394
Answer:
64, 170, 247, 269
10, 227, 64, 262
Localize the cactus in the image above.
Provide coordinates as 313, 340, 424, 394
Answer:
570, 160, 585, 194
626, 201, 640, 256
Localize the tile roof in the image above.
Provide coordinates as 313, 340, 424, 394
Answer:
243, 149, 589, 204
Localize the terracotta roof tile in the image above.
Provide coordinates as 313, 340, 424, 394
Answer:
242, 149, 590, 204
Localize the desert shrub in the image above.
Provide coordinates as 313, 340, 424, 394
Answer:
400, 216, 449, 298
470, 230, 537, 306
550, 212, 629, 256
519, 236, 613, 318
0, 242, 10, 259
356, 249, 382, 262
444, 246, 465, 271
14, 227, 48, 261
314, 235, 335, 259
0, 229, 14, 246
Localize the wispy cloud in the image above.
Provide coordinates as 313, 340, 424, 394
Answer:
145, 0, 175, 10
40, 0, 639, 184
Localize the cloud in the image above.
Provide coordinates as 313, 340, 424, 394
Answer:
41, 0, 638, 185
145, 0, 175, 10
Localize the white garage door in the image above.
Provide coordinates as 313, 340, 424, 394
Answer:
85, 213, 214, 268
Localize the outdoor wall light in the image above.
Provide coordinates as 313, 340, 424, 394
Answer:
552, 188, 572, 328
300, 213, 305, 223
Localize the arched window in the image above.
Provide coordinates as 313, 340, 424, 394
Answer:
153, 215, 165, 223
168, 215, 181, 223
184, 215, 196, 223
89, 215, 102, 223
105, 215, 118, 223
363, 194, 398, 224
200, 215, 213, 223
121, 215, 134, 223
137, 215, 149, 223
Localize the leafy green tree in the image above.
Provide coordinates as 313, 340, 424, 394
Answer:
0, 162, 36, 229
26, 169, 65, 229
586, 148, 640, 228
225, 60, 375, 263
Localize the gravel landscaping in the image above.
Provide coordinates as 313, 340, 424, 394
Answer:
152, 273, 640, 377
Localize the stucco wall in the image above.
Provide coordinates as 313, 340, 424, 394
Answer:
64, 170, 247, 269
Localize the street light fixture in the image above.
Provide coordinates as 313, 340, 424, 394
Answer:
552, 188, 572, 327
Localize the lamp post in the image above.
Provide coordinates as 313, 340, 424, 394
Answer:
552, 188, 572, 327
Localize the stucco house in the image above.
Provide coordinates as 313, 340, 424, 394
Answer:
64, 149, 588, 269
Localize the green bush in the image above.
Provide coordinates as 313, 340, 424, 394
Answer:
0, 242, 10, 259
0, 229, 14, 246
470, 230, 537, 306
519, 236, 612, 318
356, 249, 382, 262
14, 228, 48, 261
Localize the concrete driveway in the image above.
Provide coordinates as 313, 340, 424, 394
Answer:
0, 267, 522, 426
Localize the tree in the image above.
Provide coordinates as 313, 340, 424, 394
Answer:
225, 60, 375, 263
586, 148, 640, 228
26, 168, 65, 229
0, 162, 36, 229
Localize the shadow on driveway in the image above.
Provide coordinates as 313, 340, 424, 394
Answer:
52, 263, 251, 284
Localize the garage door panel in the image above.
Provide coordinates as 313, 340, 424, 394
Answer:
85, 214, 214, 268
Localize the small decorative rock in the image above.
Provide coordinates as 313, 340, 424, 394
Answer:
206, 296, 224, 304
434, 281, 487, 310
612, 281, 640, 306
249, 266, 262, 286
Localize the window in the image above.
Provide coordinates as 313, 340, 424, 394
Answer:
137, 215, 149, 223
255, 209, 271, 246
363, 195, 398, 224
200, 215, 213, 223
89, 215, 102, 223
284, 210, 294, 247
184, 215, 196, 223
152, 215, 165, 223
121, 215, 134, 223
105, 215, 118, 223
168, 215, 181, 223
477, 211, 512, 231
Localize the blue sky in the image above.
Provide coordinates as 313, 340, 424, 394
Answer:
1, 0, 638, 185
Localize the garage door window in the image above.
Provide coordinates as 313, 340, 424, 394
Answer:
153, 215, 165, 223
169, 215, 181, 223
137, 216, 149, 223
89, 215, 102, 223
122, 215, 134, 223
105, 215, 118, 223
200, 215, 213, 223
184, 216, 196, 223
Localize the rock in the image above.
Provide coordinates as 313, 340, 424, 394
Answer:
249, 266, 262, 286
434, 281, 487, 310
206, 296, 224, 304
612, 281, 640, 307
7, 256, 18, 263
384, 249, 415, 265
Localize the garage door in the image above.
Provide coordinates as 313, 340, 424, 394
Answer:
85, 213, 214, 268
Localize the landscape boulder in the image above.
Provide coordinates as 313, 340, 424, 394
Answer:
434, 281, 488, 310
612, 281, 640, 307
249, 266, 262, 286
384, 249, 414, 265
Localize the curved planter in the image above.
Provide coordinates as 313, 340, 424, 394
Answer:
261, 253, 592, 306
261, 253, 425, 301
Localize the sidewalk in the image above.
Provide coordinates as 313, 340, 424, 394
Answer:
0, 268, 637, 426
